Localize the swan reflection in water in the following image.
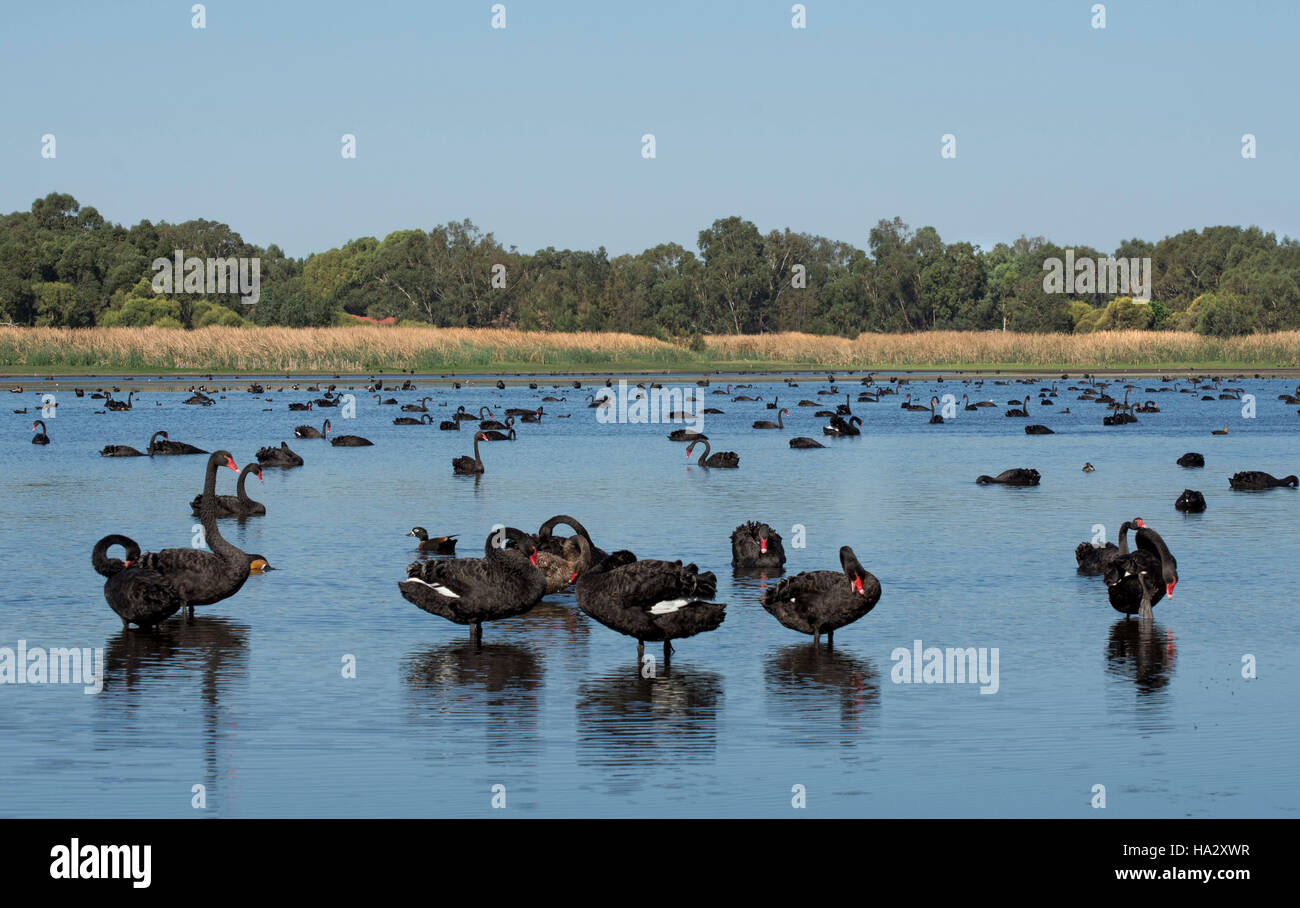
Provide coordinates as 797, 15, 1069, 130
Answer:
763, 644, 880, 745
575, 666, 723, 793
404, 641, 544, 758
1105, 618, 1177, 696
100, 616, 250, 811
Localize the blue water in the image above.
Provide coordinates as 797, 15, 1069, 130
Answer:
1, 373, 1296, 817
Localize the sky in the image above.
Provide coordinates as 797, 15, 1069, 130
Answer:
1, 0, 1296, 259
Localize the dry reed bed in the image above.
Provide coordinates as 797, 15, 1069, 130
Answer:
2, 326, 1299, 372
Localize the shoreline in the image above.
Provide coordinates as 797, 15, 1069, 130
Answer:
8, 364, 1300, 391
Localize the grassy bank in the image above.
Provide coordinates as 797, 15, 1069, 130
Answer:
2, 326, 1300, 375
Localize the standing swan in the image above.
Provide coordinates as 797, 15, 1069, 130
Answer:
136, 451, 252, 614
453, 432, 489, 474
1103, 524, 1178, 620
92, 535, 184, 629
575, 550, 726, 660
398, 528, 547, 642
761, 546, 881, 644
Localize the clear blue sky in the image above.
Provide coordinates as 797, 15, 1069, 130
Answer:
2, 0, 1295, 258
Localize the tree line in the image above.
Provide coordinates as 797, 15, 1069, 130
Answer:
2, 192, 1297, 338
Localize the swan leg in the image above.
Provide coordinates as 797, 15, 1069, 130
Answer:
664, 640, 674, 662
636, 640, 644, 660
812, 629, 821, 645
827, 629, 834, 647
470, 622, 482, 645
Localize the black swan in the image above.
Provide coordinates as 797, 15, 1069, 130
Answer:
453, 432, 489, 474
1177, 452, 1205, 468
190, 462, 266, 517
480, 415, 512, 431
105, 391, 133, 411
928, 398, 943, 424
398, 527, 547, 642
394, 413, 434, 425
439, 417, 460, 430
294, 419, 331, 439
537, 515, 608, 572
667, 428, 707, 442
330, 433, 374, 447
752, 408, 787, 429
482, 427, 516, 441
136, 451, 252, 613
822, 414, 862, 436
1075, 518, 1143, 575
149, 430, 207, 456
1229, 471, 1298, 490
401, 397, 433, 412
685, 439, 739, 468
1025, 424, 1054, 434
761, 546, 881, 644
730, 521, 786, 569
256, 441, 304, 468
575, 550, 725, 660
408, 527, 458, 554
1103, 524, 1178, 620
31, 420, 49, 444
976, 468, 1041, 486
92, 534, 184, 629
288, 401, 313, 411
789, 436, 825, 448
1175, 489, 1206, 512
101, 442, 146, 457
1005, 397, 1029, 417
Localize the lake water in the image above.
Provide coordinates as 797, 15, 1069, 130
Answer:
2, 372, 1296, 817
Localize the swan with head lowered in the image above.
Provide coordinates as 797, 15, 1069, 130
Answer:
1229, 471, 1298, 490
976, 468, 1040, 486
1103, 524, 1178, 620
1075, 518, 1143, 574
575, 549, 725, 661
399, 527, 547, 642
190, 462, 266, 517
731, 521, 787, 569
148, 430, 207, 455
133, 451, 253, 614
761, 546, 880, 644
257, 441, 304, 468
92, 535, 184, 629
537, 515, 608, 574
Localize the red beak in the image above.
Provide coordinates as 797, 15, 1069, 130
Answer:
568, 572, 578, 584
226, 457, 239, 472
1166, 580, 1177, 598
853, 575, 865, 595
529, 550, 538, 566
759, 539, 767, 554
1135, 518, 1145, 528
123, 560, 134, 567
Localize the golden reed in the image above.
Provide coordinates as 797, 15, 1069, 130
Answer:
2, 326, 1299, 372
